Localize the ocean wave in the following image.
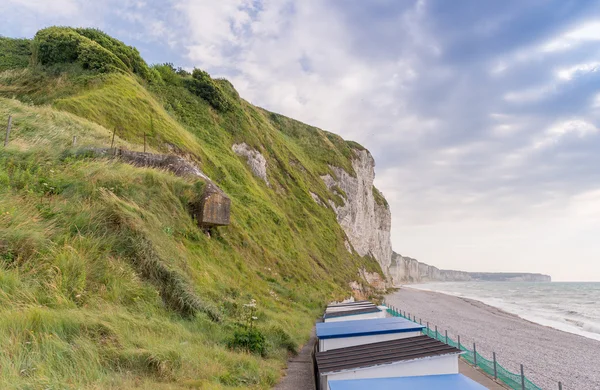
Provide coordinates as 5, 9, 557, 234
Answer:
410, 282, 600, 342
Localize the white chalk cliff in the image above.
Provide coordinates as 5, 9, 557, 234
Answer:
321, 149, 393, 275
389, 252, 551, 285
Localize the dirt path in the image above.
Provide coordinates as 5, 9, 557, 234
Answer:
273, 328, 316, 390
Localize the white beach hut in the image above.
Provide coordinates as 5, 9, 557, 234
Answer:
325, 301, 379, 314
323, 306, 387, 322
315, 335, 464, 390
316, 317, 424, 352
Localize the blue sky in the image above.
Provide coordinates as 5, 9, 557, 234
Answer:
3, 0, 600, 280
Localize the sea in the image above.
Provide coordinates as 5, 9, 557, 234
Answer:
410, 281, 600, 342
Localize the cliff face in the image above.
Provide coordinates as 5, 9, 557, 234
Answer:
321, 149, 393, 274
468, 273, 552, 282
389, 252, 551, 285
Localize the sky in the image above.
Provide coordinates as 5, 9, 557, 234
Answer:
2, 0, 600, 281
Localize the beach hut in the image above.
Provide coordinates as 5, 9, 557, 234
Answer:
316, 317, 424, 352
323, 306, 386, 323
315, 335, 463, 390
325, 301, 379, 314
327, 374, 487, 390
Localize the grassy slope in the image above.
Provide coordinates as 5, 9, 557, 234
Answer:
0, 31, 385, 389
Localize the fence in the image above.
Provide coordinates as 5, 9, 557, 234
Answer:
385, 305, 547, 390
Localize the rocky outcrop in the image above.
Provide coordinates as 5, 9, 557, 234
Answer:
349, 267, 387, 300
78, 147, 231, 227
389, 252, 551, 285
310, 192, 325, 207
232, 143, 270, 186
82, 147, 211, 180
321, 149, 393, 274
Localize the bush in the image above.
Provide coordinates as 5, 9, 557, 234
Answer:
0, 37, 32, 72
153, 63, 182, 86
228, 328, 266, 356
75, 28, 152, 80
184, 68, 233, 112
266, 326, 298, 356
32, 27, 132, 75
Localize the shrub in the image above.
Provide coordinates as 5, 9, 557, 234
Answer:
0, 37, 32, 72
184, 68, 232, 112
228, 328, 266, 356
153, 63, 182, 86
32, 27, 130, 74
74, 28, 152, 80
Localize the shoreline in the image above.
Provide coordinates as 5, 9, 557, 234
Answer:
386, 287, 600, 389
404, 283, 600, 342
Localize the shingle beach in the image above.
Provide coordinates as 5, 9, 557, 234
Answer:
386, 287, 600, 389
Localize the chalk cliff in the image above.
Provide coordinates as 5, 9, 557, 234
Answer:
389, 252, 551, 285
321, 149, 393, 274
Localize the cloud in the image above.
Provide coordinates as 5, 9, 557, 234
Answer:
534, 120, 598, 150
542, 21, 600, 53
556, 61, 600, 80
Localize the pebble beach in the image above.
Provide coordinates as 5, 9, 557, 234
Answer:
386, 287, 600, 390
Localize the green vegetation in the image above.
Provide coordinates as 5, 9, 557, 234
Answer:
0, 29, 385, 389
0, 37, 31, 72
373, 186, 389, 208
184, 68, 234, 112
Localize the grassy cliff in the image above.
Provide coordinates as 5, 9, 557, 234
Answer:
0, 27, 385, 389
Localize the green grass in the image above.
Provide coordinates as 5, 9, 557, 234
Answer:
0, 29, 386, 389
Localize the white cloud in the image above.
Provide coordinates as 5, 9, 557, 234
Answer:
556, 61, 600, 80
534, 119, 598, 150
542, 21, 600, 53
503, 85, 555, 103
176, 0, 425, 142
491, 20, 600, 75
175, 0, 258, 67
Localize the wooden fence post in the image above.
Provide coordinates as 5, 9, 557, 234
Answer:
4, 115, 12, 147
111, 127, 117, 151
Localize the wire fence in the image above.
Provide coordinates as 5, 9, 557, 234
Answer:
385, 305, 548, 390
